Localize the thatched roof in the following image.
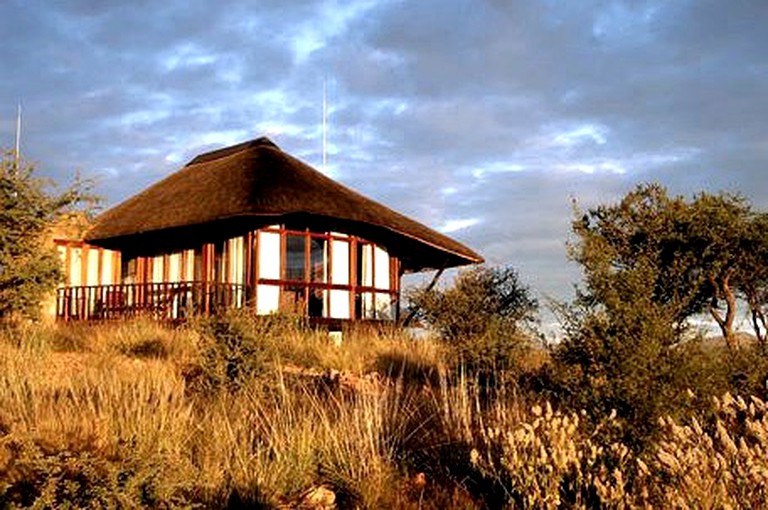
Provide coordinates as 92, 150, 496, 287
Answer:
85, 137, 483, 272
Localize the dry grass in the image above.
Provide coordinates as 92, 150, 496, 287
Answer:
1, 319, 768, 508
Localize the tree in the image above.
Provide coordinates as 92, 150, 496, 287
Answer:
740, 213, 768, 344
570, 183, 768, 350
407, 265, 538, 379
683, 192, 768, 349
552, 184, 768, 448
570, 184, 700, 340
409, 265, 538, 341
0, 151, 92, 319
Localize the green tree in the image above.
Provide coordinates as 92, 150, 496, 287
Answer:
740, 212, 768, 346
569, 183, 705, 340
552, 183, 768, 448
0, 151, 92, 319
408, 265, 538, 379
570, 183, 767, 349
686, 192, 757, 349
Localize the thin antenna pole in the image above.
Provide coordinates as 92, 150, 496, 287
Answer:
322, 78, 328, 173
14, 103, 21, 171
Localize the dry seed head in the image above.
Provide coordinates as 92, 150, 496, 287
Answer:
716, 421, 738, 457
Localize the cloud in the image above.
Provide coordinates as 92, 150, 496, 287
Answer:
1, 0, 767, 314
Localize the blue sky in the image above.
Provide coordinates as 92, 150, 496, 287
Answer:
2, 0, 767, 328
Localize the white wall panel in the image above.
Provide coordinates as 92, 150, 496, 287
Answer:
331, 238, 349, 285
229, 236, 245, 285
361, 244, 373, 287
102, 252, 114, 285
374, 246, 389, 290
257, 284, 279, 314
168, 253, 181, 282
86, 249, 100, 286
259, 231, 280, 280
70, 248, 82, 286
152, 256, 164, 282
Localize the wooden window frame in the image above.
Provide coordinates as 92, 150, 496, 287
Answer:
256, 226, 398, 320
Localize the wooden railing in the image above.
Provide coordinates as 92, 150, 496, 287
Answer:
56, 282, 249, 321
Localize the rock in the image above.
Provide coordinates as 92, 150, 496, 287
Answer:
412, 472, 427, 489
297, 485, 336, 509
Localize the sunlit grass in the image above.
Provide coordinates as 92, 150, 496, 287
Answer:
1, 319, 768, 508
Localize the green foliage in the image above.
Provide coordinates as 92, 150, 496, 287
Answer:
189, 310, 277, 392
549, 183, 768, 449
408, 265, 538, 381
570, 183, 768, 346
0, 440, 190, 509
410, 265, 538, 341
0, 151, 92, 320
570, 183, 704, 335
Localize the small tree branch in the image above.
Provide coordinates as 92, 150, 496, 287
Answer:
402, 267, 445, 327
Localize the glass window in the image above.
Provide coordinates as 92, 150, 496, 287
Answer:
285, 234, 306, 281
122, 257, 137, 284
213, 241, 226, 283
194, 248, 203, 281
309, 237, 326, 283
308, 288, 325, 317
281, 284, 306, 314
258, 231, 280, 280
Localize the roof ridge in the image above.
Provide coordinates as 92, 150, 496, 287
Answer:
186, 136, 279, 166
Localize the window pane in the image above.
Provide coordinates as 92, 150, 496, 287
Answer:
330, 289, 350, 319
286, 234, 306, 281
374, 246, 389, 289
194, 248, 203, 281
256, 284, 280, 314
308, 288, 326, 317
281, 284, 306, 314
357, 243, 373, 286
309, 237, 326, 283
331, 239, 349, 285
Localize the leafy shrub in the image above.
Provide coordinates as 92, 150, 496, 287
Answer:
409, 265, 537, 342
187, 310, 297, 392
0, 440, 190, 508
0, 152, 93, 320
408, 265, 538, 383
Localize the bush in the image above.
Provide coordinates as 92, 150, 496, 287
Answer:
0, 439, 191, 508
408, 265, 538, 382
188, 310, 274, 393
0, 152, 92, 320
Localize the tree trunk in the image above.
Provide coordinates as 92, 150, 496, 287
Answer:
744, 287, 767, 347
751, 307, 766, 346
709, 271, 738, 350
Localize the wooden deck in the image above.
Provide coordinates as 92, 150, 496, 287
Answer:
55, 282, 398, 328
56, 281, 248, 321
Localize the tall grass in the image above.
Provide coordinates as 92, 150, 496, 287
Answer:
1, 318, 768, 508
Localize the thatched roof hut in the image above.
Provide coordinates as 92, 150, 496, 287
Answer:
86, 137, 482, 272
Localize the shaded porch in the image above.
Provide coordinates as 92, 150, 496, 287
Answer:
56, 281, 399, 324
56, 282, 248, 321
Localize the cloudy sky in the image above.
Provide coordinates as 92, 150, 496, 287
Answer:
2, 0, 767, 326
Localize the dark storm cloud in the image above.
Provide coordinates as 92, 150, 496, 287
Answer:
1, 0, 767, 313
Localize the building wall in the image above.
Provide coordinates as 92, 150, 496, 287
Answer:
52, 241, 121, 319
56, 241, 121, 287
58, 225, 399, 321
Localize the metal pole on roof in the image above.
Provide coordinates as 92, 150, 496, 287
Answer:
14, 102, 22, 172
322, 78, 328, 173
